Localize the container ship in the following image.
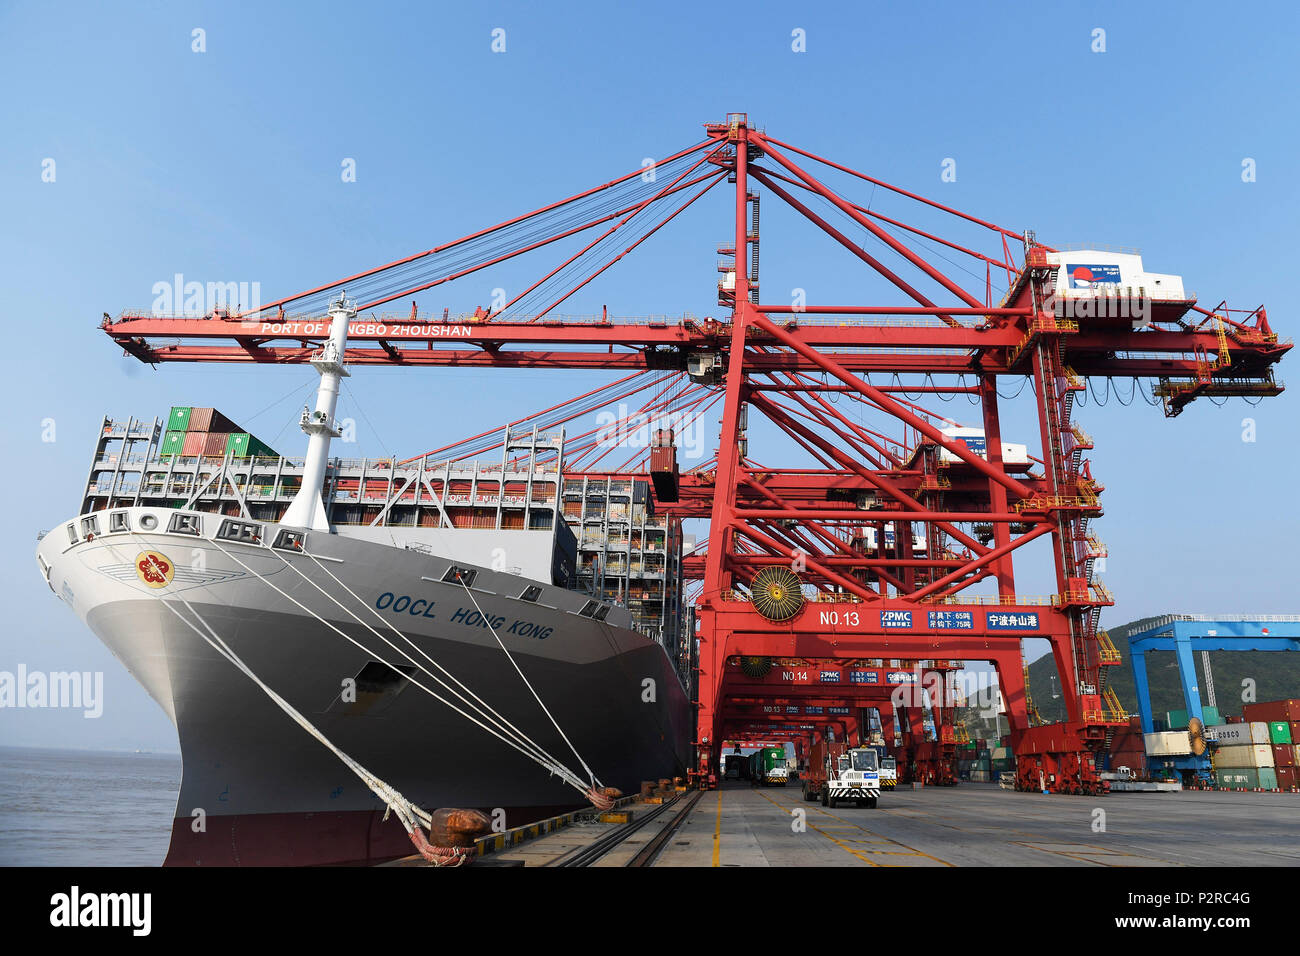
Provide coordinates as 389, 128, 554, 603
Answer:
35, 301, 693, 865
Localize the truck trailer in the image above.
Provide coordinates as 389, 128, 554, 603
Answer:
803, 741, 881, 808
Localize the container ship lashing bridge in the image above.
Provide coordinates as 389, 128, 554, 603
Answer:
103, 114, 1288, 796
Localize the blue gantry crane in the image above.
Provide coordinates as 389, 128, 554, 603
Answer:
1107, 615, 1300, 781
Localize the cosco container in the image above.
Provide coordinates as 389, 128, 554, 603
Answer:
1213, 744, 1275, 769
1206, 723, 1252, 745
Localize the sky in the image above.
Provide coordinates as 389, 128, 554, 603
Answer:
1, 0, 1298, 752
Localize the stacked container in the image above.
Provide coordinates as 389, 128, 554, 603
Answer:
1144, 731, 1192, 756
1213, 742, 1274, 769
160, 406, 279, 461
1107, 716, 1148, 773
1216, 768, 1257, 790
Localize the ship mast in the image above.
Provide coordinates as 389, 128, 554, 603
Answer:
281, 295, 354, 530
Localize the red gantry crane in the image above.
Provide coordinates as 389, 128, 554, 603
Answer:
104, 114, 1287, 794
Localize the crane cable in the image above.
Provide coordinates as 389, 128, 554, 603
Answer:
205, 537, 598, 797
292, 542, 608, 803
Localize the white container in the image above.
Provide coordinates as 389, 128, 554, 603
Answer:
1249, 722, 1271, 745
1145, 731, 1192, 756
1205, 724, 1251, 745
1214, 744, 1275, 769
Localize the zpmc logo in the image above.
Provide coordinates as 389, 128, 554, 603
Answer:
135, 551, 174, 588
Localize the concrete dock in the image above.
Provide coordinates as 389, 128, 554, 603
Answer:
650, 782, 1300, 867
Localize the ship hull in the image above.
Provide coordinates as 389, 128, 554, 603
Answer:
38, 510, 693, 866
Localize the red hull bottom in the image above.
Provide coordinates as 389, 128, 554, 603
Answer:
163, 804, 581, 866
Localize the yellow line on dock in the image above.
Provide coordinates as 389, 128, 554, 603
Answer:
711, 789, 722, 867
755, 789, 955, 867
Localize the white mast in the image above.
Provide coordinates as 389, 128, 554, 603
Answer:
281, 294, 354, 531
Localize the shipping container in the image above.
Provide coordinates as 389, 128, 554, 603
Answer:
1258, 768, 1279, 790
1213, 744, 1275, 769
249, 437, 279, 459
1244, 699, 1300, 723
1166, 708, 1188, 730
160, 431, 186, 456
1271, 744, 1296, 768
204, 432, 230, 457
188, 407, 213, 432
1250, 722, 1271, 745
1206, 723, 1253, 745
1202, 705, 1220, 726
225, 432, 278, 459
187, 408, 238, 434
1144, 731, 1192, 756
1215, 768, 1257, 790
1268, 721, 1292, 745
168, 406, 192, 432
1277, 766, 1299, 790
182, 432, 206, 457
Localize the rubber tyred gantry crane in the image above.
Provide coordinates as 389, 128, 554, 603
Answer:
104, 114, 1287, 795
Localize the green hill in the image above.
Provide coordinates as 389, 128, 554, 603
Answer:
1027, 621, 1300, 725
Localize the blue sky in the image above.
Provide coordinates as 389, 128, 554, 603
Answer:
2, 1, 1298, 751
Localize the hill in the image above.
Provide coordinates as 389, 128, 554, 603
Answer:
1026, 622, 1300, 725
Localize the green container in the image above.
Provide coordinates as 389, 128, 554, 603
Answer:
1258, 767, 1279, 790
249, 437, 279, 459
225, 432, 281, 460
160, 430, 186, 457
1216, 768, 1257, 789
1202, 705, 1220, 726
168, 406, 193, 431
1269, 721, 1292, 744
1167, 709, 1189, 730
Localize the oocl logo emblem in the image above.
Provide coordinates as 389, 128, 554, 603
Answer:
136, 551, 174, 588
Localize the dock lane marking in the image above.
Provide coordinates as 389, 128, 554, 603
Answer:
753, 790, 954, 867
711, 789, 722, 867
1010, 841, 1181, 867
